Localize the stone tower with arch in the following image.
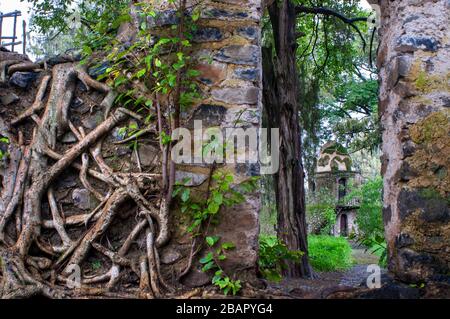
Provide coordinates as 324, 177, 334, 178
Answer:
314, 142, 362, 237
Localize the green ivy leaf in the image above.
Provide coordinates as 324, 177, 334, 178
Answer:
201, 261, 216, 272
181, 188, 190, 202
212, 192, 223, 205
199, 252, 213, 264
206, 236, 220, 247
221, 242, 235, 250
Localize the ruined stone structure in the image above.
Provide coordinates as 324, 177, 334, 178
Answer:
314, 142, 361, 237
0, 0, 264, 297
374, 0, 450, 283
127, 0, 265, 285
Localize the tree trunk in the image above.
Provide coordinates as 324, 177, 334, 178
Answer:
262, 0, 312, 278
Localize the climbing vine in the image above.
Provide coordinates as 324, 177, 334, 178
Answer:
174, 170, 259, 295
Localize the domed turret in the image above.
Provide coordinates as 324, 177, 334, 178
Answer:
316, 141, 352, 173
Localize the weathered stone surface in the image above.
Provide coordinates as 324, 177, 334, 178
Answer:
132, 144, 159, 167
181, 268, 211, 288
56, 174, 78, 189
146, 0, 263, 283
236, 26, 259, 40
233, 67, 259, 81
217, 195, 259, 271
397, 188, 450, 222
396, 35, 439, 53
72, 188, 91, 210
175, 171, 208, 187
187, 104, 227, 128
236, 163, 260, 177
395, 233, 415, 249
379, 0, 450, 283
9, 72, 38, 89
0, 93, 19, 105
214, 45, 259, 65
193, 27, 224, 42
225, 107, 259, 126
201, 8, 250, 21
194, 62, 227, 86
61, 132, 78, 143
82, 113, 103, 130
161, 248, 182, 265
211, 86, 259, 105
396, 55, 413, 77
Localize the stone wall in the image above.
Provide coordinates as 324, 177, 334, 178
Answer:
375, 0, 450, 283
138, 0, 264, 285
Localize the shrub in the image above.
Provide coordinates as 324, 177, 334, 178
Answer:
308, 235, 353, 271
306, 188, 337, 235
258, 235, 303, 282
346, 176, 387, 267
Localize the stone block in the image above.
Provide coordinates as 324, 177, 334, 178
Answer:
214, 45, 259, 66
211, 86, 259, 105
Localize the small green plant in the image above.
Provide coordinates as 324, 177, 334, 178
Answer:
173, 171, 258, 295
258, 235, 303, 282
345, 176, 387, 267
0, 136, 9, 161
199, 236, 241, 296
308, 235, 353, 271
95, 2, 202, 117
91, 260, 102, 271
306, 188, 337, 235
173, 171, 258, 234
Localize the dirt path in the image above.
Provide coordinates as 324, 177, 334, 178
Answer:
269, 244, 386, 298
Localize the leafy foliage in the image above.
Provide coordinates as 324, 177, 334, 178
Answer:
174, 171, 258, 295
346, 176, 387, 266
173, 172, 258, 234
306, 188, 337, 235
308, 235, 353, 271
258, 235, 303, 282
0, 137, 9, 161
24, 0, 129, 57
199, 237, 241, 296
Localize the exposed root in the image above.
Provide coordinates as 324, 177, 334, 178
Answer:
7, 62, 42, 75
146, 231, 161, 298
11, 75, 52, 126
0, 58, 171, 299
80, 153, 106, 201
0, 60, 23, 83
47, 188, 72, 248
63, 189, 128, 274
0, 147, 31, 242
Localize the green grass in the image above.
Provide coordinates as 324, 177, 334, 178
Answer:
308, 235, 353, 272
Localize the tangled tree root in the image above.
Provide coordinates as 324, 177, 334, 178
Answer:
0, 59, 172, 299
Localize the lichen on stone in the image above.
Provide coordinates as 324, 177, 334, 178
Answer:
409, 110, 449, 145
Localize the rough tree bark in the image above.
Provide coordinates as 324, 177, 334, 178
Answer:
263, 0, 312, 278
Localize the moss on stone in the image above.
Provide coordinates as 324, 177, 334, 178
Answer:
415, 71, 428, 92
410, 110, 450, 145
